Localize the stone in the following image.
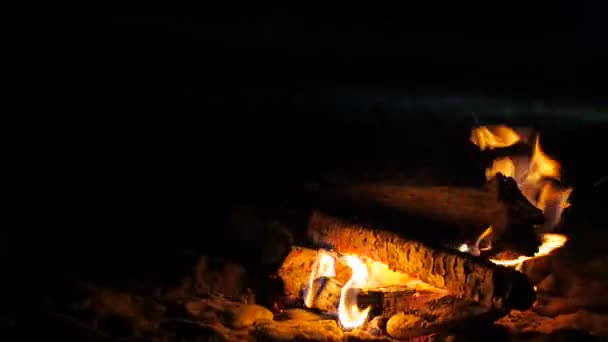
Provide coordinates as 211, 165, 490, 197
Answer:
254, 319, 343, 342
386, 313, 431, 340
366, 316, 388, 337
226, 304, 274, 329
282, 308, 326, 321
193, 257, 247, 298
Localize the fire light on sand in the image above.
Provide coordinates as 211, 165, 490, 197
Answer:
467, 125, 573, 274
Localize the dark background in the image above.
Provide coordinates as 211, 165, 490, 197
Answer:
5, 4, 608, 265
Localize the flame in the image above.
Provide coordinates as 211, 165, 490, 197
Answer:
529, 136, 560, 181
338, 255, 371, 329
304, 249, 336, 308
458, 226, 494, 256
477, 126, 572, 232
490, 233, 568, 271
486, 157, 516, 179
467, 125, 572, 277
471, 125, 521, 150
304, 250, 446, 329
537, 183, 573, 233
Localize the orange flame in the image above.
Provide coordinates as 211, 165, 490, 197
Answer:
471, 125, 521, 150
338, 255, 371, 329
490, 233, 568, 271
476, 126, 572, 232
458, 225, 494, 256
529, 136, 560, 181
467, 125, 572, 278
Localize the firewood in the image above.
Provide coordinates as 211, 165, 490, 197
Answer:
307, 211, 537, 311
277, 247, 351, 309
314, 174, 544, 246
357, 286, 447, 318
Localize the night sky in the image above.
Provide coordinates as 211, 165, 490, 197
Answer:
5, 4, 608, 253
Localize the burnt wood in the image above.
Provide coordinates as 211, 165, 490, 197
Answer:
307, 211, 537, 311
313, 173, 544, 247
357, 286, 446, 318
277, 247, 352, 309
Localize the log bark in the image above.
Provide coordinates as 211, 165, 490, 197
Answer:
314, 174, 544, 247
307, 211, 536, 311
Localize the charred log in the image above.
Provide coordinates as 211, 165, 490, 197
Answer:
307, 211, 537, 311
357, 286, 446, 318
313, 174, 544, 250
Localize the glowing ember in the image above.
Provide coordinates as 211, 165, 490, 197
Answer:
471, 125, 521, 151
490, 233, 568, 271
338, 255, 371, 329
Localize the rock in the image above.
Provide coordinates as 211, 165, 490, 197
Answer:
254, 319, 343, 342
522, 255, 553, 285
282, 308, 326, 321
193, 257, 247, 298
386, 313, 431, 340
226, 304, 273, 329
366, 316, 388, 337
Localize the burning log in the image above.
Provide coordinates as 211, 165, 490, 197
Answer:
307, 211, 537, 311
314, 174, 544, 247
277, 247, 351, 310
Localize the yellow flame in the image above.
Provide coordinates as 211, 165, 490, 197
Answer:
537, 183, 573, 232
490, 233, 568, 271
457, 226, 494, 256
477, 126, 572, 233
338, 255, 371, 329
486, 157, 516, 180
471, 125, 521, 150
304, 249, 336, 308
528, 136, 561, 181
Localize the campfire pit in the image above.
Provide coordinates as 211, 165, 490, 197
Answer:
267, 124, 577, 340
276, 210, 535, 339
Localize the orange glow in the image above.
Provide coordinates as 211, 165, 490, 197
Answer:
471, 125, 521, 150
304, 249, 336, 308
490, 233, 568, 272
338, 255, 371, 329
486, 157, 516, 179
